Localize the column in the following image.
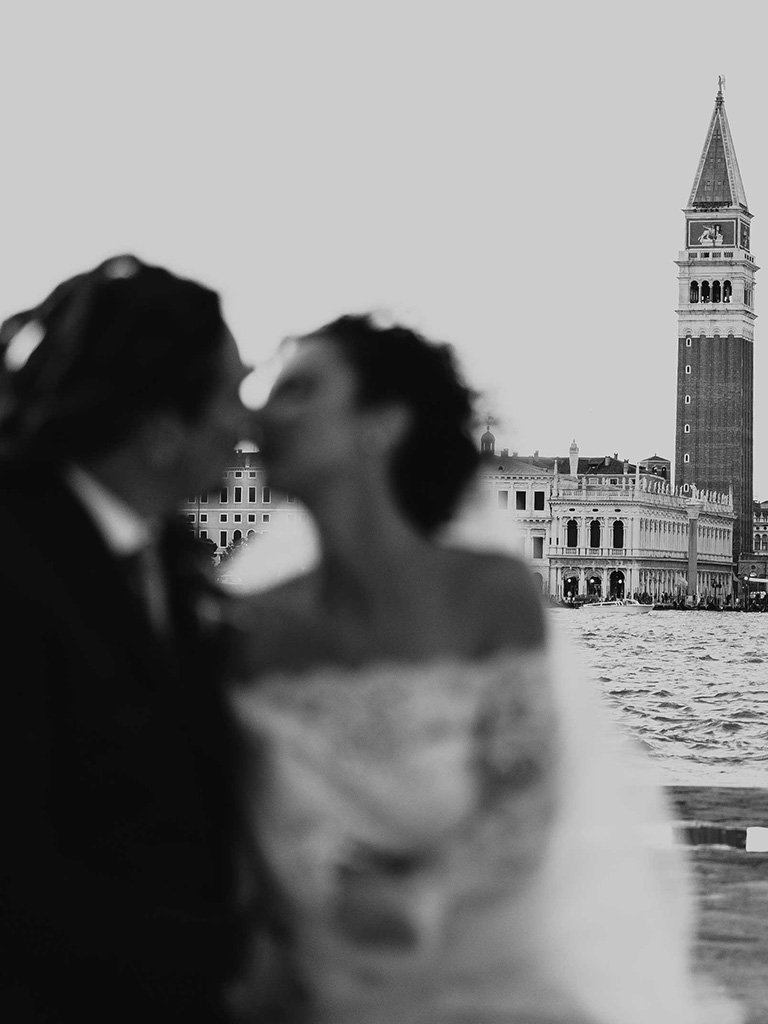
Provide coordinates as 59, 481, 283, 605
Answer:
686, 499, 704, 599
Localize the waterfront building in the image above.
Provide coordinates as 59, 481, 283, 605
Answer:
734, 500, 768, 594
674, 80, 757, 563
753, 499, 768, 552
181, 448, 306, 553
480, 434, 734, 602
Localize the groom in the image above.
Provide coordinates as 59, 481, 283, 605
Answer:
0, 256, 256, 1022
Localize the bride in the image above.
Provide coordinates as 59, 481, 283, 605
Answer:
224, 314, 741, 1023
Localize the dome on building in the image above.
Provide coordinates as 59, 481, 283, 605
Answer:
480, 427, 496, 454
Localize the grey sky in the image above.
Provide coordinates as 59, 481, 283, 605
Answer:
2, 1, 766, 496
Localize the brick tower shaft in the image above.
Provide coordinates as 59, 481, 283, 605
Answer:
674, 80, 757, 562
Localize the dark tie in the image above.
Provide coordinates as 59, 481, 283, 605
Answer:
121, 544, 170, 636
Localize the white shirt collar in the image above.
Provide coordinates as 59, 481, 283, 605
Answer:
66, 465, 156, 556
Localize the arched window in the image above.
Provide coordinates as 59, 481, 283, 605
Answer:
566, 519, 578, 548
712, 280, 721, 303
701, 281, 710, 303
723, 280, 732, 302
689, 281, 699, 303
612, 520, 624, 549
590, 520, 601, 548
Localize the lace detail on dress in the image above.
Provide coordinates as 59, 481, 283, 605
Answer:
228, 642, 741, 1024
232, 649, 551, 761
229, 651, 569, 1022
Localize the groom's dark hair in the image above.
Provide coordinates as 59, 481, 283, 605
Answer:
0, 254, 228, 466
303, 313, 480, 535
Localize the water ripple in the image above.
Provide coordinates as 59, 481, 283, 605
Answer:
551, 609, 768, 785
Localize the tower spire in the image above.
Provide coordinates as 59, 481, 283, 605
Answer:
688, 78, 747, 210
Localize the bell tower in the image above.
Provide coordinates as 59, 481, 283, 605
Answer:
675, 78, 757, 561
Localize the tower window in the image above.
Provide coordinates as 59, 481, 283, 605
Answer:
701, 281, 710, 303
684, 424, 691, 433
685, 337, 692, 347
685, 365, 691, 374
689, 281, 699, 303
723, 280, 732, 302
712, 280, 721, 303
683, 454, 690, 463
685, 395, 691, 404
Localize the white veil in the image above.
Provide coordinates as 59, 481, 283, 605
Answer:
225, 483, 743, 1023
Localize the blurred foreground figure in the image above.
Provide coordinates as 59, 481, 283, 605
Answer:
0, 256, 253, 1022
224, 314, 743, 1024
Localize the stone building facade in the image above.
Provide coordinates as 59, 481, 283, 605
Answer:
753, 499, 768, 552
480, 439, 734, 602
180, 448, 306, 552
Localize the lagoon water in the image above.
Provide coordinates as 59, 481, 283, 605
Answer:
551, 608, 768, 788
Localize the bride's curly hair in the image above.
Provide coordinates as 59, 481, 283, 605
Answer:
306, 313, 480, 535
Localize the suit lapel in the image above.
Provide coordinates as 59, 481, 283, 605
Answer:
1, 473, 228, 766
7, 477, 197, 699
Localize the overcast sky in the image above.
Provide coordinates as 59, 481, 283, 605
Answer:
3, 1, 767, 496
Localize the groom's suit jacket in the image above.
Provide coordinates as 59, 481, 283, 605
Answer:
0, 468, 242, 1023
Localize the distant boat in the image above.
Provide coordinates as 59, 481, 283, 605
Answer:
582, 598, 652, 614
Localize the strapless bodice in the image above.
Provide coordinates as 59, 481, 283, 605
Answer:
227, 646, 741, 1024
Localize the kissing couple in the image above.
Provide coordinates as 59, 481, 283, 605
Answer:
0, 256, 742, 1023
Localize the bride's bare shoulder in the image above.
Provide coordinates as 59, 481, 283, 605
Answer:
449, 549, 547, 650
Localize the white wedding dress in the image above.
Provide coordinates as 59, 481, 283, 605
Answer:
224, 504, 743, 1024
